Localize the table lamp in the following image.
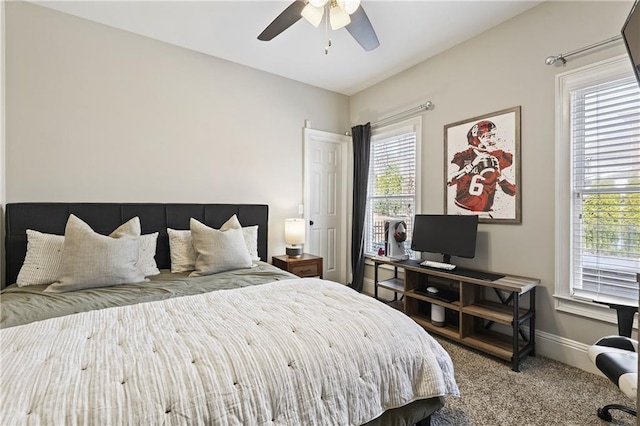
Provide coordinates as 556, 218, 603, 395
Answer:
284, 218, 305, 257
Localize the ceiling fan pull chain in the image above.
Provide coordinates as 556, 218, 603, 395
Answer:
324, 6, 331, 55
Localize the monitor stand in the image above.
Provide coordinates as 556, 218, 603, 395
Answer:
442, 254, 451, 264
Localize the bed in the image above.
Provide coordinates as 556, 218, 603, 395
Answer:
1, 203, 458, 425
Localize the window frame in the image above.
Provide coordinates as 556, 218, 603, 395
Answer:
554, 54, 640, 325
364, 117, 422, 259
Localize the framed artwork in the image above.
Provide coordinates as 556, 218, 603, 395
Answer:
444, 106, 521, 224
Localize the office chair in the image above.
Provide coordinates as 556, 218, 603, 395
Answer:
587, 298, 638, 422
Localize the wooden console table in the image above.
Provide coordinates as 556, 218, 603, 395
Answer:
373, 258, 540, 372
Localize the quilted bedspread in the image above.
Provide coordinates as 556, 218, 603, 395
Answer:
0, 278, 458, 425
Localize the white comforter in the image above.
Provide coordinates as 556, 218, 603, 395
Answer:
0, 279, 458, 425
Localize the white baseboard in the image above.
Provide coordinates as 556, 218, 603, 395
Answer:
364, 277, 602, 375
533, 329, 601, 375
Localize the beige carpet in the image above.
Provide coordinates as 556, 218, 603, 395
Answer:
430, 337, 637, 426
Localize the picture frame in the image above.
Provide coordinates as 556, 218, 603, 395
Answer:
444, 106, 521, 224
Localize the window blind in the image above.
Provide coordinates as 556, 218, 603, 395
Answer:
571, 76, 640, 304
365, 132, 417, 255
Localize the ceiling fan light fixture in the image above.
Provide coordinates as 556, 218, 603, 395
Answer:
336, 0, 361, 15
301, 4, 324, 28
308, 0, 329, 7
330, 5, 351, 30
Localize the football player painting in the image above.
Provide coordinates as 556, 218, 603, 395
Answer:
447, 120, 516, 214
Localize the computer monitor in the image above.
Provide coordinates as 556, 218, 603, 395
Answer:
411, 214, 478, 264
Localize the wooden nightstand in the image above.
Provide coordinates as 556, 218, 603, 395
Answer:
272, 254, 323, 279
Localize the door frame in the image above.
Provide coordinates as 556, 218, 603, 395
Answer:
303, 128, 350, 284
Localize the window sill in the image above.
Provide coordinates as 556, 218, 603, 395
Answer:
553, 294, 638, 330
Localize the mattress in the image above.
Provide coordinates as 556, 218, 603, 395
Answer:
0, 278, 458, 425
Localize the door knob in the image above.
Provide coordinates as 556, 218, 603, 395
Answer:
309, 220, 314, 226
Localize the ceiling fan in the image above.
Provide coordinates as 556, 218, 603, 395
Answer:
258, 0, 380, 53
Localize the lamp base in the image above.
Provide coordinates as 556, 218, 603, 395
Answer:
286, 246, 303, 257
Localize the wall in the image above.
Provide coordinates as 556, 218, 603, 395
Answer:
350, 0, 635, 366
4, 1, 349, 258
1, 1, 5, 287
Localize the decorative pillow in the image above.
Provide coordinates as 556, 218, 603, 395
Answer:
220, 215, 260, 261
16, 230, 64, 287
138, 232, 160, 276
44, 215, 146, 293
241, 225, 260, 261
189, 218, 253, 276
16, 230, 159, 286
167, 215, 259, 272
167, 228, 196, 273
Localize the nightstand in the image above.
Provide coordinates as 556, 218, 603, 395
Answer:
272, 254, 323, 279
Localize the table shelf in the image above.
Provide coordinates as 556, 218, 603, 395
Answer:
373, 258, 539, 372
377, 278, 404, 294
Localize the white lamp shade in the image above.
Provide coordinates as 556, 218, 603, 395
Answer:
301, 4, 324, 28
337, 0, 361, 15
330, 6, 351, 30
284, 218, 305, 245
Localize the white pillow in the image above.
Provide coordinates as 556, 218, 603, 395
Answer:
15, 230, 159, 286
241, 225, 260, 261
220, 215, 261, 261
189, 218, 253, 276
167, 215, 259, 273
44, 215, 146, 293
16, 230, 65, 287
138, 232, 160, 277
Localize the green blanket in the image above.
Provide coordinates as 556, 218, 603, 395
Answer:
1, 262, 296, 328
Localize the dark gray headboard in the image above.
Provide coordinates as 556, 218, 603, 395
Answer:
4, 203, 269, 287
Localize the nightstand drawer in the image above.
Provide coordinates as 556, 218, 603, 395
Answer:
272, 254, 323, 279
290, 263, 319, 277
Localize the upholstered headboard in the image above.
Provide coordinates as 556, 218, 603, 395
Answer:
4, 203, 269, 288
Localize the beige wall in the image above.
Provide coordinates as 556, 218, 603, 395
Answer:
1, 1, 5, 287
4, 1, 349, 259
350, 1, 635, 348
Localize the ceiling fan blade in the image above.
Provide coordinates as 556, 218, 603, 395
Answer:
258, 1, 306, 41
345, 6, 380, 51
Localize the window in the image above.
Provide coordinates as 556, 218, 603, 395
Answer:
555, 55, 640, 319
364, 118, 421, 257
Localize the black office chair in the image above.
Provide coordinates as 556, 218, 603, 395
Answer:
588, 302, 638, 422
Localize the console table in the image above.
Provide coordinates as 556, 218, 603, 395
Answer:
373, 258, 540, 372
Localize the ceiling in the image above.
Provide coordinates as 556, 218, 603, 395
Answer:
33, 1, 543, 96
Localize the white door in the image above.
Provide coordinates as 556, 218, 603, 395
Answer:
304, 128, 349, 284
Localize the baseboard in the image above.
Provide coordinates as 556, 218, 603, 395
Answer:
533, 329, 601, 375
364, 277, 602, 375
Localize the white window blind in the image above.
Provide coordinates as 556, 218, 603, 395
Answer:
365, 122, 418, 257
570, 75, 640, 304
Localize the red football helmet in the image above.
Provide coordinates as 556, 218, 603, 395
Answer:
467, 120, 497, 151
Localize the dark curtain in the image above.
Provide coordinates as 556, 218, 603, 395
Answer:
349, 123, 371, 292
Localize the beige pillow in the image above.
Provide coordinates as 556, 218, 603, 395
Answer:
44, 215, 146, 293
16, 230, 158, 286
189, 218, 253, 276
167, 228, 196, 273
168, 215, 259, 272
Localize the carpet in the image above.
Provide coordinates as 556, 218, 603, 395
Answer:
430, 337, 637, 426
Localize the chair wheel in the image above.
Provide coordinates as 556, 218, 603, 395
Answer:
597, 407, 612, 422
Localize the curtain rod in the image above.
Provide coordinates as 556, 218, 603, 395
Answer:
371, 100, 434, 128
544, 35, 623, 66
